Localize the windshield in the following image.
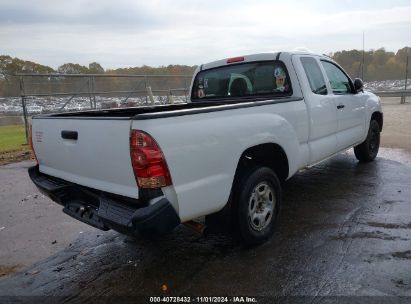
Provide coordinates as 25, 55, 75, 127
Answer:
191, 61, 292, 101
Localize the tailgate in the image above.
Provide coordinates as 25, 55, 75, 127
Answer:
31, 117, 138, 199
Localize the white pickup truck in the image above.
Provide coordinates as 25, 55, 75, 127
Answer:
29, 52, 383, 245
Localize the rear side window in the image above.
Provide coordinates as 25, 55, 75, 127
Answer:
321, 61, 352, 94
300, 57, 328, 95
191, 61, 292, 101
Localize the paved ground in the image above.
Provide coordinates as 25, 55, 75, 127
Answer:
0, 148, 410, 299
0, 160, 95, 277
380, 97, 411, 151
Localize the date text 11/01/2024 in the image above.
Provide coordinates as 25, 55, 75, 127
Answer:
149, 296, 258, 303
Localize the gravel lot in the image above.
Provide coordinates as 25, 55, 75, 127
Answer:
380, 97, 411, 151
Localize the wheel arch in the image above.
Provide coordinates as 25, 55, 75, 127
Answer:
371, 111, 383, 132
233, 143, 289, 188
206, 143, 287, 239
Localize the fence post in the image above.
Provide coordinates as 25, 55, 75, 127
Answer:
401, 56, 409, 104
184, 77, 188, 102
145, 76, 148, 104
146, 86, 155, 105
19, 76, 29, 144
168, 90, 174, 104
88, 77, 93, 109
92, 76, 97, 109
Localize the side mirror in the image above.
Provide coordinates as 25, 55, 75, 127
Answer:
354, 78, 364, 93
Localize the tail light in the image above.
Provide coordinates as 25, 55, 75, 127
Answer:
130, 130, 172, 189
28, 125, 38, 164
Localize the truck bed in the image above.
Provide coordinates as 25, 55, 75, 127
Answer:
35, 96, 302, 119
31, 95, 302, 202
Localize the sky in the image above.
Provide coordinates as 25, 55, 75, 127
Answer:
0, 0, 410, 69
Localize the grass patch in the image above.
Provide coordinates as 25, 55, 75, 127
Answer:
0, 124, 28, 153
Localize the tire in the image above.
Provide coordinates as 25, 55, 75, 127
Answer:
354, 120, 380, 162
233, 166, 282, 246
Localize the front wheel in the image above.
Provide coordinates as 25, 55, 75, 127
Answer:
234, 166, 281, 246
354, 119, 380, 162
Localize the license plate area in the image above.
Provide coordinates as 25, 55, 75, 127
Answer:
63, 200, 109, 231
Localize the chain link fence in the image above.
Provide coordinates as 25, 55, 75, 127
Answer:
0, 74, 193, 142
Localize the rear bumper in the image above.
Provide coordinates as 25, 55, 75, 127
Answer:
28, 165, 180, 235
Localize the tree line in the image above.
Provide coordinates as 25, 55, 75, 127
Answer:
0, 47, 410, 97
331, 47, 410, 81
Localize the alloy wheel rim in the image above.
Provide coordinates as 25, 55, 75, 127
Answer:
248, 182, 275, 232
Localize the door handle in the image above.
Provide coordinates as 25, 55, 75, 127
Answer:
337, 104, 345, 109
61, 130, 78, 140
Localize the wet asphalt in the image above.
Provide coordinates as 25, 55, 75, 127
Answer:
0, 148, 410, 300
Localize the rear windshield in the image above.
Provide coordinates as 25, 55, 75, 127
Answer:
191, 60, 292, 101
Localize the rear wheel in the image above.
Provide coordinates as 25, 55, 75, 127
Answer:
233, 166, 281, 246
354, 120, 380, 162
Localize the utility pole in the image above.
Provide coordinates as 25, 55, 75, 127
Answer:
361, 31, 365, 81
19, 76, 29, 144
401, 55, 409, 104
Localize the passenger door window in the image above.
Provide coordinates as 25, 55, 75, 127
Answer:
300, 57, 328, 95
321, 61, 352, 94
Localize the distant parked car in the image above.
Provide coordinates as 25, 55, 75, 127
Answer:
27, 105, 43, 114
